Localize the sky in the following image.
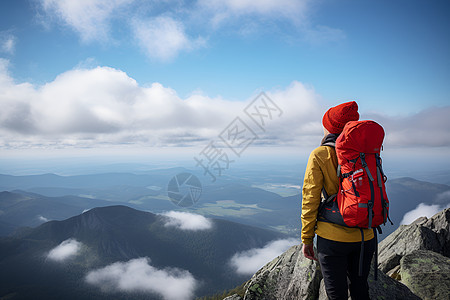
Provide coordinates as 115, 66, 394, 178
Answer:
0, 0, 449, 172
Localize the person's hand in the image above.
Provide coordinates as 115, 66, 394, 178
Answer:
302, 243, 318, 261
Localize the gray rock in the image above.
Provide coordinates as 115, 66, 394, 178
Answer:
366, 266, 422, 300
242, 245, 322, 300
400, 250, 450, 300
378, 208, 450, 273
317, 266, 421, 300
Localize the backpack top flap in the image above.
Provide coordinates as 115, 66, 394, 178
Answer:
336, 120, 385, 160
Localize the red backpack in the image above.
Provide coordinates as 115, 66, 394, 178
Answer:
319, 120, 391, 229
318, 120, 392, 280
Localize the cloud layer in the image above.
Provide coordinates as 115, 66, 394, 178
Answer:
162, 211, 213, 231
0, 61, 449, 151
0, 62, 319, 149
230, 238, 297, 275
85, 257, 197, 300
47, 239, 82, 261
400, 199, 450, 225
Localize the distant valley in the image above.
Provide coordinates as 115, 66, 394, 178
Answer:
1, 170, 449, 239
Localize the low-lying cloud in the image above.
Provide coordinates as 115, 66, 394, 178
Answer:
38, 215, 49, 222
400, 202, 450, 225
85, 257, 197, 300
47, 238, 82, 261
230, 238, 297, 275
162, 211, 213, 231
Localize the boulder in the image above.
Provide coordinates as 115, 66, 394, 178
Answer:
399, 250, 450, 300
378, 208, 450, 273
242, 245, 322, 300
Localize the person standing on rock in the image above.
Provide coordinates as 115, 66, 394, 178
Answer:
301, 101, 376, 300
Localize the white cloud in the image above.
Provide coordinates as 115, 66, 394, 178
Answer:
230, 238, 297, 275
38, 215, 49, 222
0, 64, 238, 148
47, 239, 82, 261
0, 62, 449, 151
40, 0, 134, 42
400, 202, 450, 225
162, 211, 213, 231
85, 257, 197, 300
262, 81, 323, 146
132, 16, 206, 61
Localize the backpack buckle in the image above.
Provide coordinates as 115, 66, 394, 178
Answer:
351, 169, 364, 182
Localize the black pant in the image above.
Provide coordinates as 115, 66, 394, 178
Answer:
317, 235, 376, 300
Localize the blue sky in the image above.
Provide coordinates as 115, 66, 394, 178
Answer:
0, 0, 449, 168
2, 0, 447, 111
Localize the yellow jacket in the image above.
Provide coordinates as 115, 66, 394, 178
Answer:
301, 145, 374, 245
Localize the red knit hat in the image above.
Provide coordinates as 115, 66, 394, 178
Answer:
322, 101, 359, 134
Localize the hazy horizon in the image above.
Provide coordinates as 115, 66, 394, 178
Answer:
1, 147, 449, 186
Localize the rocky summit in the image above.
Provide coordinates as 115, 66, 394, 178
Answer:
226, 208, 450, 300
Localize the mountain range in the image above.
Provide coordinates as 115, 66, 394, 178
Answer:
0, 205, 286, 299
1, 168, 449, 299
1, 171, 449, 239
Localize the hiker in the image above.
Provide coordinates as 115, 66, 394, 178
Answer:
301, 101, 376, 300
